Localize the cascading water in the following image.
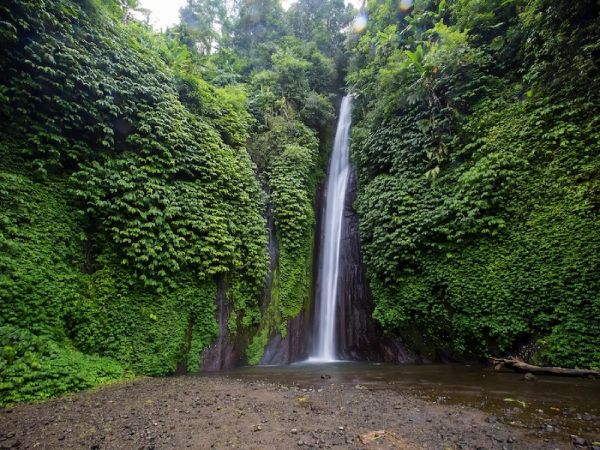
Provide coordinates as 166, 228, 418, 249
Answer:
310, 95, 353, 362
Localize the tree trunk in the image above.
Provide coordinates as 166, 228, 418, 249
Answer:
491, 357, 600, 378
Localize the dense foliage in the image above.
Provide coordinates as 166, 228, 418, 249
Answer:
0, 0, 265, 404
348, 0, 600, 367
0, 325, 126, 405
0, 0, 351, 404
178, 0, 352, 362
2, 0, 597, 407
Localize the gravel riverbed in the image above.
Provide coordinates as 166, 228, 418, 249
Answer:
2, 375, 594, 449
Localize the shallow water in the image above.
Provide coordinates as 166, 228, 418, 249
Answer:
213, 362, 600, 440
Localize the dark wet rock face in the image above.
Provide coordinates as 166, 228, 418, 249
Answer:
260, 312, 308, 365
259, 164, 418, 365
202, 159, 417, 369
202, 197, 312, 369
200, 277, 244, 371
263, 198, 279, 314
333, 168, 419, 363
259, 197, 311, 365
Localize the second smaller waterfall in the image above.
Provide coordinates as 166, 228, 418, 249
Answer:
310, 95, 353, 362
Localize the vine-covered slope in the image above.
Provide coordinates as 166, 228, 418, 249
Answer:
189, 0, 353, 364
0, 0, 271, 404
0, 0, 351, 404
2, 0, 597, 408
348, 0, 600, 368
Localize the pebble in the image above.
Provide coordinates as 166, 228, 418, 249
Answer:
571, 435, 588, 447
523, 373, 537, 382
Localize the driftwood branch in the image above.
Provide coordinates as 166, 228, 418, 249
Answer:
491, 357, 600, 378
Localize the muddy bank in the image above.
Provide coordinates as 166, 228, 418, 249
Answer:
225, 362, 600, 443
1, 375, 594, 449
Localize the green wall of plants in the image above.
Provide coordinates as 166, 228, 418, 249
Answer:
0, 0, 268, 405
0, 0, 352, 404
348, 0, 600, 368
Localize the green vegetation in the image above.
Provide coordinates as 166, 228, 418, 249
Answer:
0, 0, 351, 404
0, 0, 598, 406
0, 325, 126, 406
185, 0, 352, 362
348, 0, 599, 367
0, 0, 257, 403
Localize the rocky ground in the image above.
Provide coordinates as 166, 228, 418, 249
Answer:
0, 375, 595, 449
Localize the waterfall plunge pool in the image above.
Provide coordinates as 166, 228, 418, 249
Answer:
203, 362, 600, 440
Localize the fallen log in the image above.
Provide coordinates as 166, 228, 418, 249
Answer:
490, 357, 600, 378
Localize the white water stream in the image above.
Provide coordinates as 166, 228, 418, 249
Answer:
310, 95, 352, 362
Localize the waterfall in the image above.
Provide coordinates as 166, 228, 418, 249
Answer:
311, 95, 353, 362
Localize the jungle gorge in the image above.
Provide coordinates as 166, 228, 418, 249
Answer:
0, 0, 598, 417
